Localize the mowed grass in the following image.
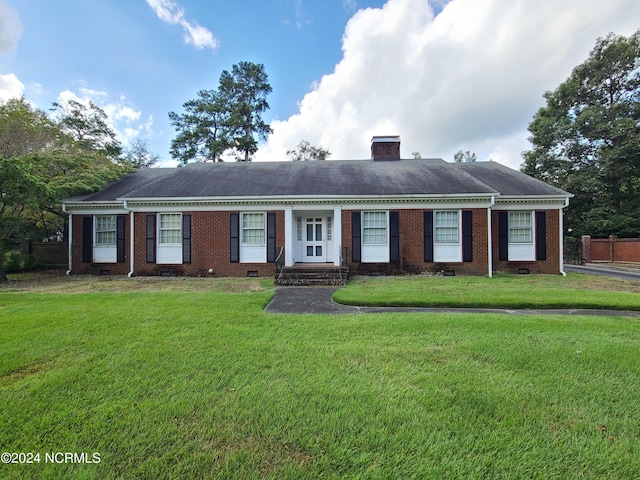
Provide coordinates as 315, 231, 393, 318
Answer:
334, 273, 640, 310
1, 275, 640, 479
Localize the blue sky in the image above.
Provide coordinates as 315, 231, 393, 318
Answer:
1, 0, 638, 168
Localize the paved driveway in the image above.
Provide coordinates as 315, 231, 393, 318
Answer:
564, 263, 640, 281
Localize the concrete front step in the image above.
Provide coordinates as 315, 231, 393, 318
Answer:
275, 266, 349, 286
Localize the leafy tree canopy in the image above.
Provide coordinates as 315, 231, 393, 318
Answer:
52, 99, 123, 158
169, 61, 272, 164
522, 30, 640, 238
287, 140, 331, 161
454, 150, 477, 163
0, 97, 134, 280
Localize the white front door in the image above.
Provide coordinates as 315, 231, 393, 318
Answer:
303, 217, 326, 262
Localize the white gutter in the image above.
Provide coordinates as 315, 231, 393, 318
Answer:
487, 196, 495, 278
559, 197, 569, 277
124, 200, 135, 278
62, 203, 72, 275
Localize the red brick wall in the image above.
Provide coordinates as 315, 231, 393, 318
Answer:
584, 236, 640, 263
72, 208, 564, 277
491, 210, 561, 274
342, 208, 490, 276
72, 211, 283, 278
71, 214, 131, 275
371, 141, 400, 160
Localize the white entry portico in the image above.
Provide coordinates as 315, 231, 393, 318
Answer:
284, 207, 342, 266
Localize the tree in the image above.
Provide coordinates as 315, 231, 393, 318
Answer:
221, 62, 272, 162
0, 156, 46, 281
454, 150, 477, 163
522, 30, 640, 238
169, 89, 230, 163
0, 97, 61, 159
169, 62, 272, 164
52, 99, 122, 157
123, 138, 160, 169
412, 152, 422, 159
0, 97, 132, 279
286, 140, 331, 161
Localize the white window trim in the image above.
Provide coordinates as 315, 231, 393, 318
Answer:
241, 212, 266, 246
508, 211, 536, 261
433, 210, 462, 263
434, 210, 460, 245
361, 210, 389, 263
362, 210, 389, 245
94, 215, 117, 246
240, 212, 267, 263
157, 213, 183, 264
158, 213, 183, 246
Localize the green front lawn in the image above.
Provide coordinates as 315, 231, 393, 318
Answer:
1, 276, 640, 479
334, 273, 640, 310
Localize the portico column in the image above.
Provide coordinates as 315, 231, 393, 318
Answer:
284, 207, 293, 266
333, 207, 342, 266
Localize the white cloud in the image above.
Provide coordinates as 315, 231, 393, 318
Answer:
146, 0, 218, 51
55, 87, 153, 146
256, 0, 640, 169
0, 73, 24, 101
0, 0, 22, 54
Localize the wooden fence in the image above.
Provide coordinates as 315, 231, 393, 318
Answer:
23, 240, 68, 268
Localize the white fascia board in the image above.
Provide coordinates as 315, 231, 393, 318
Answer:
493, 196, 571, 210
119, 194, 498, 211
62, 202, 128, 215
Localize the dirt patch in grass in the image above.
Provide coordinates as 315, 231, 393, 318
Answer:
0, 270, 271, 294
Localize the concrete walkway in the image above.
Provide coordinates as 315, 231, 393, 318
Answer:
264, 287, 640, 317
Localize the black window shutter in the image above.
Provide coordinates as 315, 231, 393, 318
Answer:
116, 216, 126, 263
146, 214, 156, 263
498, 212, 508, 261
423, 211, 433, 262
267, 212, 276, 262
536, 211, 547, 260
389, 211, 400, 263
82, 216, 93, 263
182, 215, 192, 264
230, 213, 240, 263
352, 212, 361, 263
462, 210, 473, 262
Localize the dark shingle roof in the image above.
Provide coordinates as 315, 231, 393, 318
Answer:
66, 159, 571, 202
453, 161, 570, 196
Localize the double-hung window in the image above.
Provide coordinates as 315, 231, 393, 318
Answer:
242, 213, 265, 245
240, 212, 266, 262
433, 210, 462, 262
435, 211, 459, 243
507, 211, 535, 261
159, 213, 182, 244
360, 211, 389, 263
93, 215, 117, 263
157, 213, 182, 264
508, 212, 533, 243
363, 211, 387, 244
95, 215, 116, 246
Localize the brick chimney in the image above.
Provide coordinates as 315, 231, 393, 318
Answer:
371, 136, 401, 160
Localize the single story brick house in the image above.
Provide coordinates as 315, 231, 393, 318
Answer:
62, 136, 572, 279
